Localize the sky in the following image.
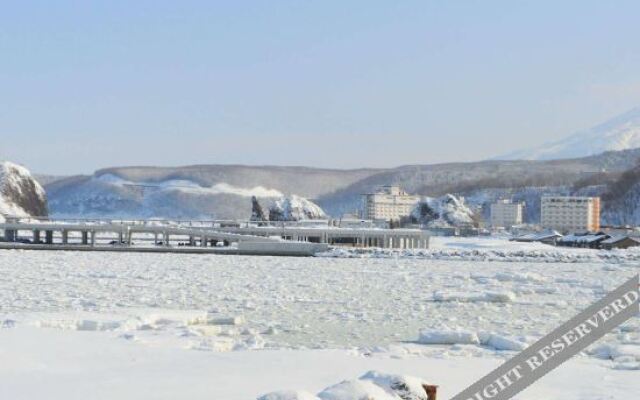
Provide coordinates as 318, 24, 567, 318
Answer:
2, 1, 640, 175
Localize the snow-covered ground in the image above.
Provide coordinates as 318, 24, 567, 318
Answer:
0, 237, 638, 399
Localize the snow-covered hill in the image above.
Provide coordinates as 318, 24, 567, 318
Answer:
0, 161, 47, 219
498, 107, 640, 160
42, 147, 640, 220
47, 173, 284, 220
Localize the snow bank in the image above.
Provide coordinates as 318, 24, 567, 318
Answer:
258, 391, 320, 400
318, 380, 397, 400
590, 343, 640, 361
262, 370, 433, 400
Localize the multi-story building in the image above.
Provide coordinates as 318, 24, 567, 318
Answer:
540, 196, 601, 233
490, 199, 524, 228
362, 186, 420, 222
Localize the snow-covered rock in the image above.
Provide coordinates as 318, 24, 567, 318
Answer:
498, 107, 640, 160
0, 161, 47, 219
360, 371, 434, 400
318, 380, 397, 400
258, 391, 320, 400
261, 371, 434, 400
410, 194, 475, 228
269, 195, 327, 221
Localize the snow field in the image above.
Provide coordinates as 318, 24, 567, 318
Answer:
0, 237, 639, 399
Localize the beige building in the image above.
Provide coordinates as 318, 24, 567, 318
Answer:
540, 196, 601, 233
362, 186, 420, 221
490, 199, 524, 228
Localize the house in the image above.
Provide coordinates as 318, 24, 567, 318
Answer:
557, 232, 610, 249
600, 235, 640, 250
510, 230, 562, 245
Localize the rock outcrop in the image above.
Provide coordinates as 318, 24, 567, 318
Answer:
410, 194, 475, 228
250, 196, 267, 221
0, 161, 47, 219
268, 195, 327, 221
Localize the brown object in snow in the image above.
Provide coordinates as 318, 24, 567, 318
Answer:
423, 384, 438, 400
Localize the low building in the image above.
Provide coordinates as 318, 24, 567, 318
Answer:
601, 236, 640, 250
540, 196, 601, 233
490, 199, 524, 228
557, 232, 609, 249
362, 185, 420, 222
511, 230, 562, 245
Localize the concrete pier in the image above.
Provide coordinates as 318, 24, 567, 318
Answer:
0, 217, 430, 256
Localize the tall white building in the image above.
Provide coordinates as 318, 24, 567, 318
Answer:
490, 199, 524, 228
362, 186, 420, 222
540, 196, 601, 233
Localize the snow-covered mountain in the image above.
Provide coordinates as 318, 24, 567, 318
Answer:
268, 195, 327, 221
0, 161, 47, 219
498, 107, 640, 160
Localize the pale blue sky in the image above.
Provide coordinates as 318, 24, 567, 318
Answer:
2, 1, 640, 174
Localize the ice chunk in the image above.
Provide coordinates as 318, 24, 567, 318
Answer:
481, 333, 527, 351
208, 316, 246, 326
418, 329, 480, 345
432, 291, 515, 303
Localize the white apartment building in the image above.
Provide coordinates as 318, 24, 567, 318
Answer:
540, 196, 601, 233
490, 199, 524, 228
362, 186, 420, 222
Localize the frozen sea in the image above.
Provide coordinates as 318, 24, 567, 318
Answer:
0, 237, 638, 399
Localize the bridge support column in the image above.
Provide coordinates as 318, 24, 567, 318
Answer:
33, 230, 41, 244
90, 231, 96, 246
164, 233, 170, 247
201, 236, 208, 247
61, 230, 68, 244
81, 231, 89, 245
4, 229, 16, 242
45, 230, 53, 244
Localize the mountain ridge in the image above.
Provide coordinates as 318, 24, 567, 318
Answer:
41, 148, 640, 221
497, 107, 640, 160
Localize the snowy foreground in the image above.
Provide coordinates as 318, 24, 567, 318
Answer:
0, 237, 638, 399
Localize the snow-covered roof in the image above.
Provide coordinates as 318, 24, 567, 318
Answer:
601, 235, 640, 245
512, 230, 562, 242
560, 233, 609, 244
